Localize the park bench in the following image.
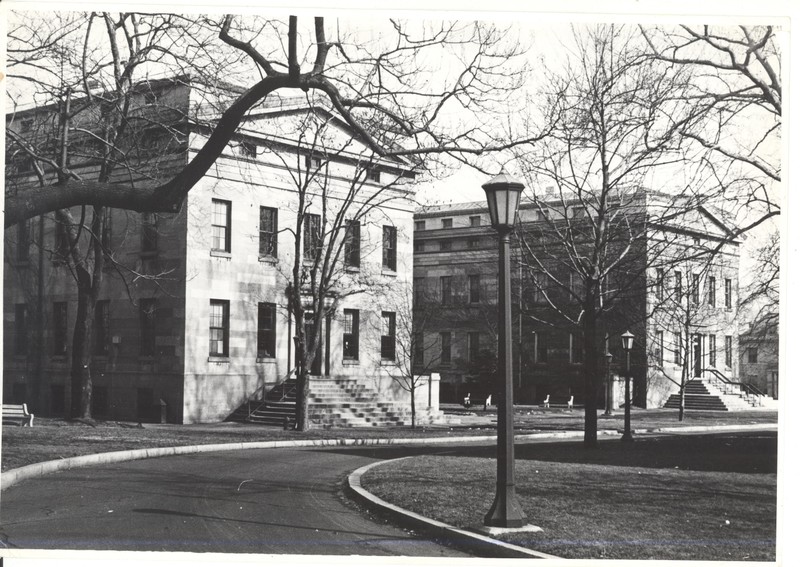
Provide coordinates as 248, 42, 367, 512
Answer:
541, 395, 574, 410
2, 403, 34, 426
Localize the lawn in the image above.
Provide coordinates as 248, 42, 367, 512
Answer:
360, 432, 778, 561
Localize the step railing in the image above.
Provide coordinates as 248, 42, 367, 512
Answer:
246, 368, 297, 421
702, 368, 766, 406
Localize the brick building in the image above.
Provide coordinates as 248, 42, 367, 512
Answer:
4, 77, 425, 423
413, 189, 742, 408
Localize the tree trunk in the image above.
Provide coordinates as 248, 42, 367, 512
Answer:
410, 381, 416, 429
70, 267, 95, 419
294, 332, 310, 431
582, 296, 599, 448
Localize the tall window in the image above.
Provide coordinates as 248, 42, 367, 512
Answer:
53, 302, 68, 356
469, 274, 480, 303
16, 220, 29, 262
725, 335, 733, 367
344, 220, 361, 268
533, 272, 546, 304
211, 199, 231, 252
468, 332, 480, 363
343, 309, 359, 360
674, 271, 682, 300
14, 304, 27, 356
141, 212, 158, 252
209, 300, 230, 357
257, 302, 276, 358
655, 268, 664, 301
709, 334, 717, 367
380, 312, 396, 360
708, 276, 716, 306
569, 332, 584, 364
94, 300, 110, 356
440, 276, 452, 305
382, 225, 397, 271
725, 278, 732, 309
304, 213, 322, 260
54, 219, 70, 261
440, 332, 452, 364
656, 330, 664, 367
534, 331, 548, 363
747, 347, 758, 364
259, 207, 278, 258
140, 298, 157, 356
674, 331, 682, 364
691, 273, 700, 305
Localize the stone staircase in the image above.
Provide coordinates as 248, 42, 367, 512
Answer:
663, 378, 778, 411
227, 376, 445, 428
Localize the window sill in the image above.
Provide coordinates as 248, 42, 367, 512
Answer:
208, 356, 230, 364
258, 256, 278, 264
342, 359, 360, 366
256, 356, 277, 363
210, 250, 232, 259
382, 269, 398, 277
345, 266, 361, 273
380, 358, 396, 365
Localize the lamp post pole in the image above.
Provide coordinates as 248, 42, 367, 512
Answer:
621, 331, 634, 443
483, 173, 527, 528
604, 352, 613, 416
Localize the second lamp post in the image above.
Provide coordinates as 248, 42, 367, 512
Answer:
482, 173, 527, 528
621, 330, 634, 443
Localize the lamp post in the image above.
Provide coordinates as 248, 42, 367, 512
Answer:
482, 173, 527, 528
621, 330, 634, 443
604, 351, 613, 416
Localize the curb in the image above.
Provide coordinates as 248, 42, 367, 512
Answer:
1, 423, 777, 492
346, 458, 560, 559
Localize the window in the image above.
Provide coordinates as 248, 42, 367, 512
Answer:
141, 212, 158, 252
674, 331, 682, 364
94, 300, 109, 356
54, 219, 70, 261
209, 300, 230, 357
469, 274, 480, 303
211, 199, 231, 253
414, 277, 425, 305
238, 141, 257, 158
570, 272, 584, 299
656, 330, 664, 367
708, 276, 716, 306
101, 210, 112, 249
747, 347, 758, 364
439, 240, 451, 251
305, 155, 322, 170
381, 312, 396, 361
655, 268, 664, 301
691, 273, 700, 305
468, 332, 480, 363
569, 332, 584, 364
467, 237, 479, 249
469, 215, 481, 227
304, 213, 322, 260
441, 218, 453, 229
533, 272, 546, 304
725, 278, 732, 309
674, 271, 682, 300
366, 167, 381, 183
140, 298, 157, 356
571, 206, 587, 219
414, 241, 425, 253
382, 225, 397, 271
415, 220, 426, 231
344, 220, 361, 268
14, 304, 27, 356
16, 220, 29, 262
534, 331, 548, 363
535, 209, 550, 222
709, 334, 716, 367
53, 302, 68, 356
259, 207, 278, 258
440, 332, 452, 364
343, 309, 359, 360
257, 302, 276, 358
725, 335, 733, 367
440, 276, 452, 305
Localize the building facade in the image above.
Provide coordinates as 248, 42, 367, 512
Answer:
4, 78, 420, 423
413, 190, 742, 408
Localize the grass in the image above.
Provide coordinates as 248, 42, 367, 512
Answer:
1, 408, 776, 472
360, 432, 778, 561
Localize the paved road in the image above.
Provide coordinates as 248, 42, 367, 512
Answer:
0, 444, 475, 556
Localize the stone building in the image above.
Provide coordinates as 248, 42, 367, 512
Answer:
739, 316, 779, 399
4, 77, 431, 424
413, 189, 742, 408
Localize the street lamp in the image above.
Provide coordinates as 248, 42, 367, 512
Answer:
482, 173, 527, 528
621, 330, 634, 443
604, 351, 613, 416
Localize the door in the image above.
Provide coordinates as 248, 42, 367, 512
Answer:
693, 334, 702, 377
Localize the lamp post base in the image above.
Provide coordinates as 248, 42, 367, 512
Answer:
484, 488, 528, 528
621, 432, 634, 443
